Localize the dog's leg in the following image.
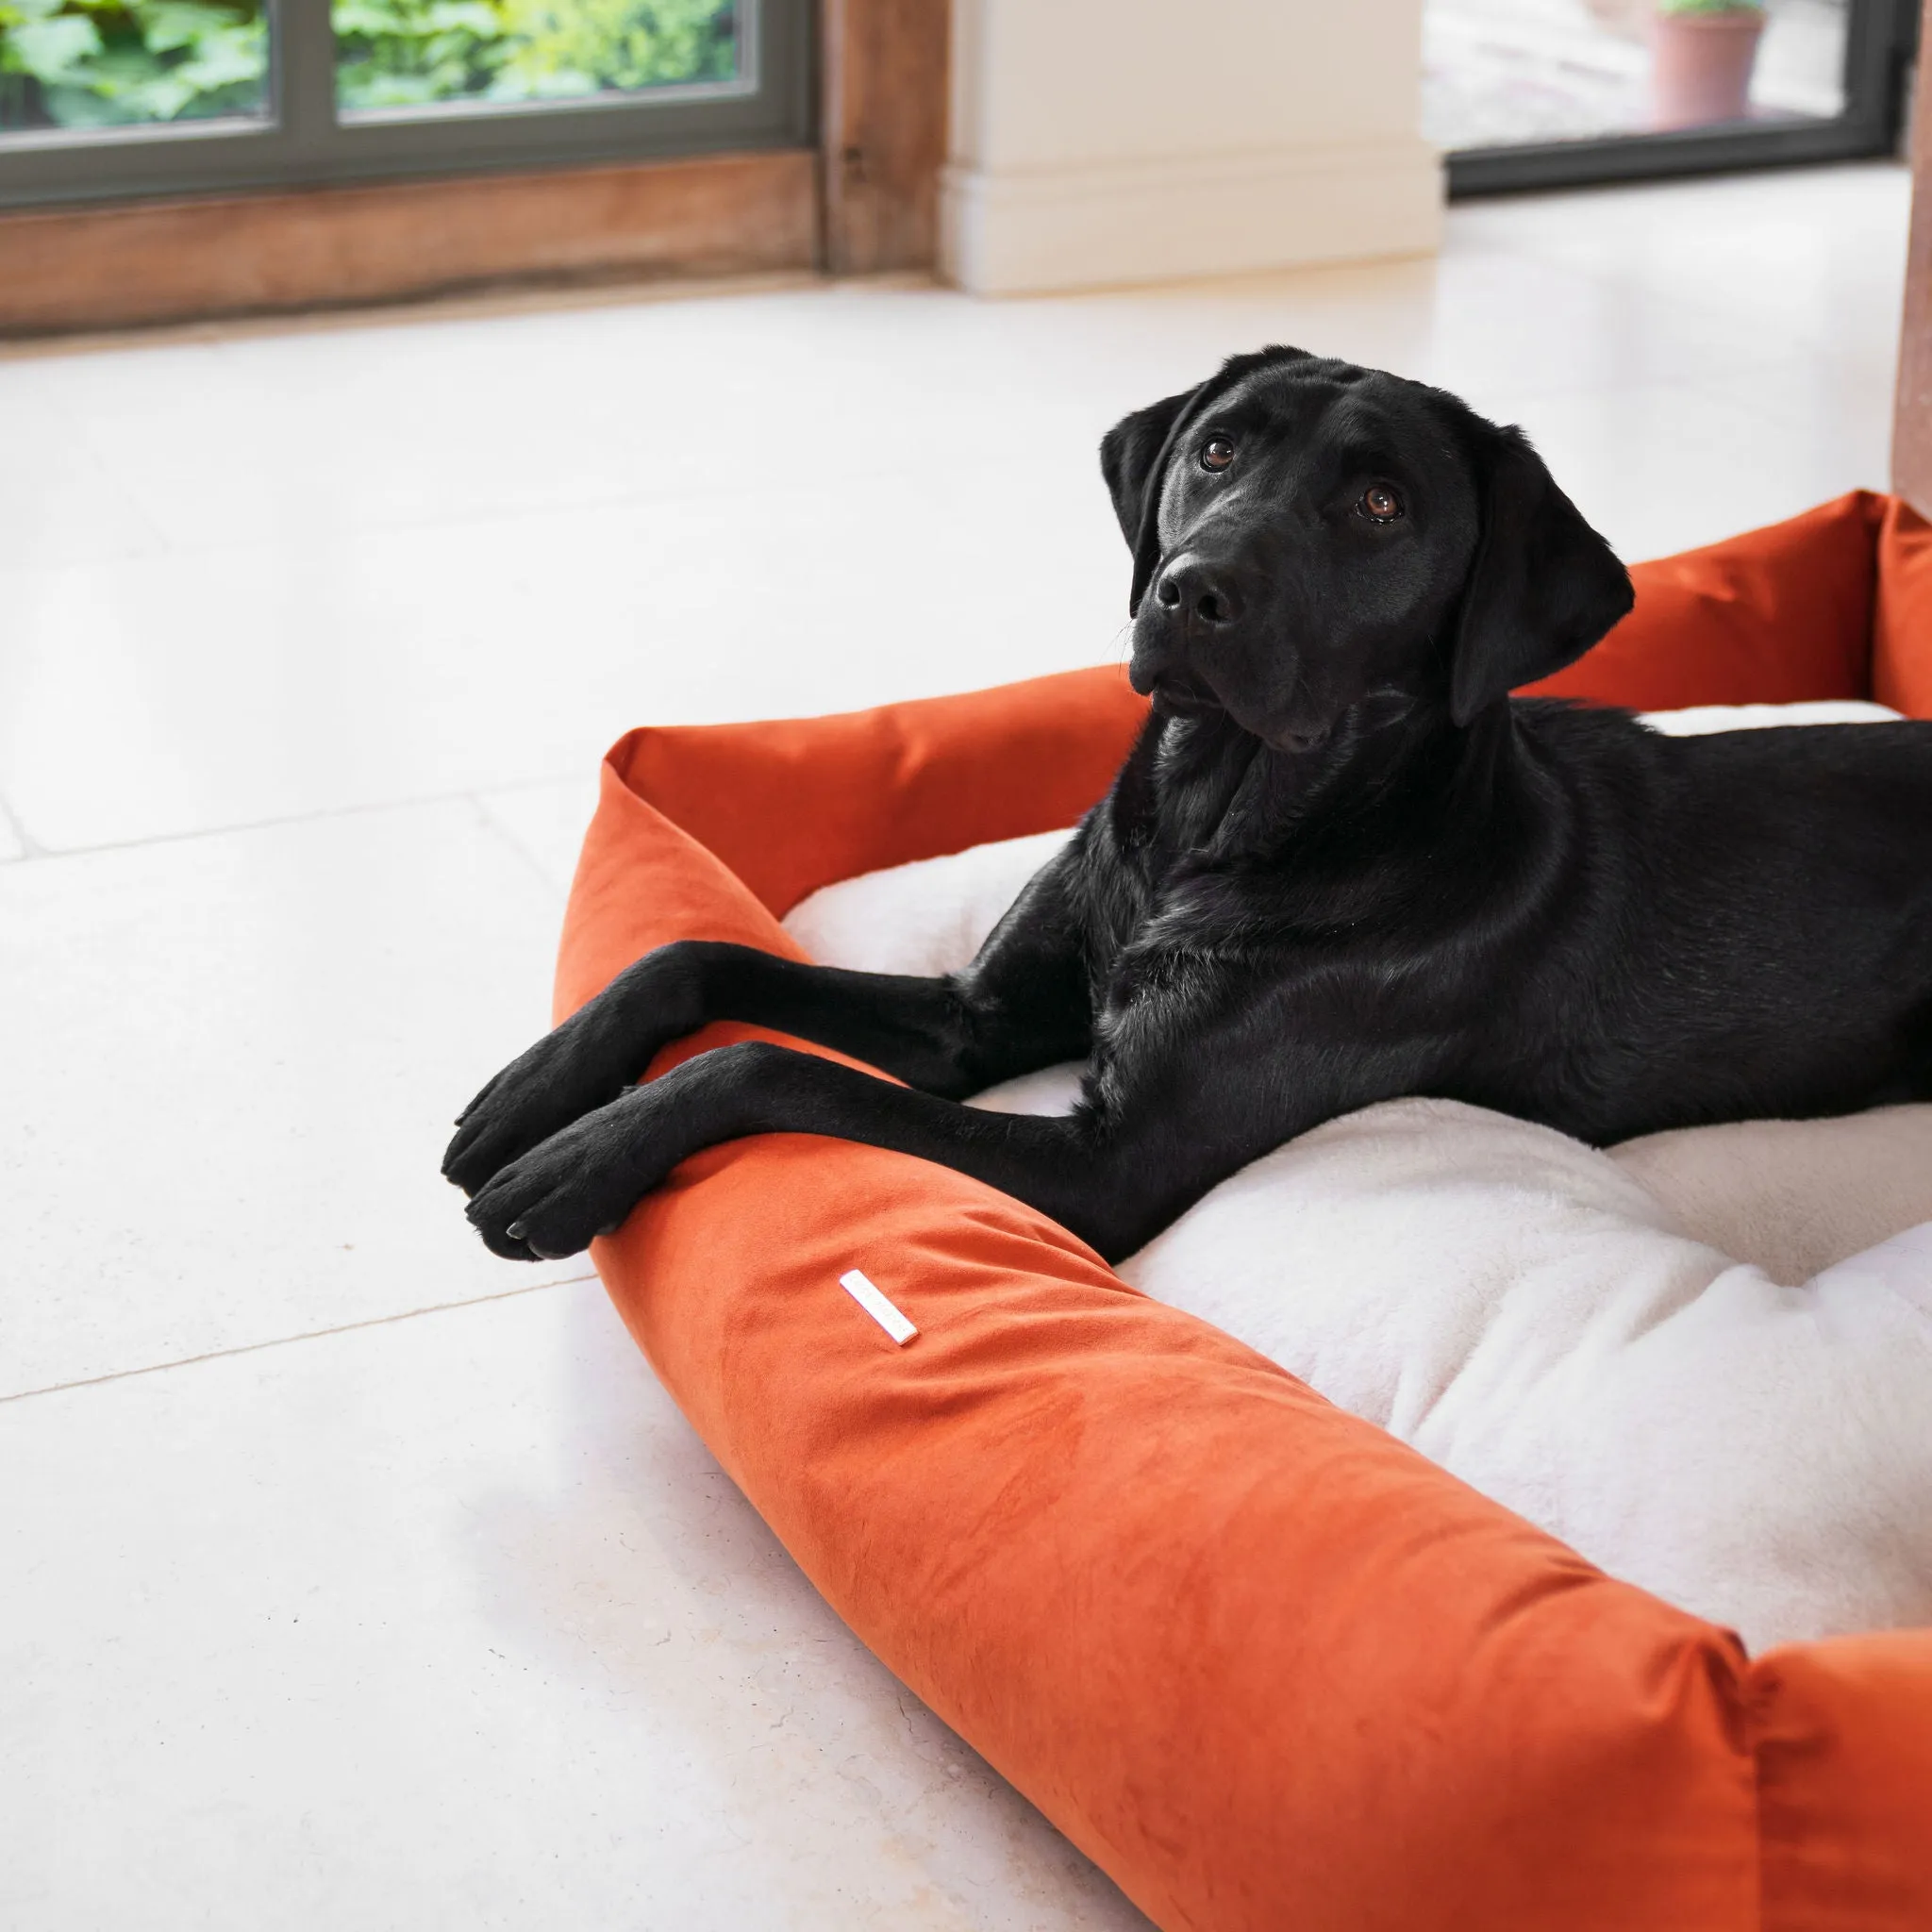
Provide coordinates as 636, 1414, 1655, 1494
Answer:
461, 996, 1347, 1266
463, 1041, 1128, 1262
443, 849, 1092, 1197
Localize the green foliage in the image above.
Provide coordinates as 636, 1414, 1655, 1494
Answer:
484, 0, 735, 103
0, 0, 731, 130
332, 0, 733, 110
1654, 0, 1765, 16
333, 0, 733, 109
0, 0, 266, 128
331, 0, 508, 111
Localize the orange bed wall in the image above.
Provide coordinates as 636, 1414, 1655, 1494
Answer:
1524, 489, 1932, 717
556, 494, 1932, 1932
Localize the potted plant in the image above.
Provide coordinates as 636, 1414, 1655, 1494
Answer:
1649, 0, 1767, 130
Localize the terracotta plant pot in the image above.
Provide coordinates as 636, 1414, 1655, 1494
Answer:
1649, 8, 1766, 130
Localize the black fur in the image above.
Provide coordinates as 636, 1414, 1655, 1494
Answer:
445, 348, 1932, 1264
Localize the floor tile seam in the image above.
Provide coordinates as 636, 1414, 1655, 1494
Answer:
0, 774, 593, 867
68, 420, 179, 558
0, 1271, 598, 1407
6, 691, 1092, 863
0, 788, 41, 860
468, 790, 576, 902
0, 444, 1032, 573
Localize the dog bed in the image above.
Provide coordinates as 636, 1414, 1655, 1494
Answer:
781, 702, 1932, 1657
563, 490, 1932, 1931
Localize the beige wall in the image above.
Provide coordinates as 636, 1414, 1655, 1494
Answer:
941, 1, 1442, 294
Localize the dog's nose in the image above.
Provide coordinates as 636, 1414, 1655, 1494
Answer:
1155, 558, 1241, 630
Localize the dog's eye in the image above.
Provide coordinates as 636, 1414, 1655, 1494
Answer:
1358, 484, 1404, 523
1201, 438, 1235, 473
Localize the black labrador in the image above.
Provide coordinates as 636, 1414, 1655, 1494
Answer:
446, 346, 1932, 1265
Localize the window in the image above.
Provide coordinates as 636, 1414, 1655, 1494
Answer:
0, 0, 811, 208
1424, 0, 1916, 194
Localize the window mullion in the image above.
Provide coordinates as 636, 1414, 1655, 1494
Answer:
276, 0, 342, 162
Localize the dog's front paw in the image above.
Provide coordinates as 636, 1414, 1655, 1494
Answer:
443, 945, 708, 1197
442, 1024, 623, 1199
463, 1091, 667, 1261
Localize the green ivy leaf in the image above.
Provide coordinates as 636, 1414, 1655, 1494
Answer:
424, 1, 497, 34
331, 0, 412, 35
5, 10, 103, 81
140, 2, 247, 54
175, 19, 260, 88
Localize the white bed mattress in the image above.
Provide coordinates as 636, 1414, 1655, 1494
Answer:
782, 700, 1932, 1653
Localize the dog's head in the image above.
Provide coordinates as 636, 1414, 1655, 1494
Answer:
1102, 346, 1633, 750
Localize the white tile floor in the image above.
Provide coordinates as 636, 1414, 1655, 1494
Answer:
0, 159, 1909, 1928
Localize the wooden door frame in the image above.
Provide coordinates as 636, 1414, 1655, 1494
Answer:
1894, 0, 1932, 513
0, 0, 949, 338
819, 0, 950, 275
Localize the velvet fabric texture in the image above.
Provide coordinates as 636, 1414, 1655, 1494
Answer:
558, 493, 1932, 1932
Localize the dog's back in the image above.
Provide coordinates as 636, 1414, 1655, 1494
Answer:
1053, 702, 1932, 1150
1523, 708, 1932, 1133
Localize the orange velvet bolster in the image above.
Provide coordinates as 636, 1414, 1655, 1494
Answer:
1525, 488, 1889, 711
555, 495, 1932, 1931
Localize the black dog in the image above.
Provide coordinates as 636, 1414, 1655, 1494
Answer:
446, 346, 1932, 1265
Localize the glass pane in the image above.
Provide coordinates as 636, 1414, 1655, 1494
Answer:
334, 0, 741, 118
0, 0, 269, 138
1423, 0, 1851, 152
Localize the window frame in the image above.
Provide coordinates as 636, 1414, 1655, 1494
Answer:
1443, 0, 1917, 199
0, 0, 814, 210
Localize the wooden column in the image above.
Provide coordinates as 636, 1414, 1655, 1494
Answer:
1894, 0, 1932, 515
820, 0, 951, 275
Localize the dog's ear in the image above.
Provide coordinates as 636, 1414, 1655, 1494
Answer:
1100, 388, 1198, 615
1449, 425, 1633, 726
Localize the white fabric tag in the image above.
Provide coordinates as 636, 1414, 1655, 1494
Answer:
839, 1269, 918, 1345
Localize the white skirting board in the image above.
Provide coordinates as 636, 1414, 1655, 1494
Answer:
939, 138, 1444, 296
